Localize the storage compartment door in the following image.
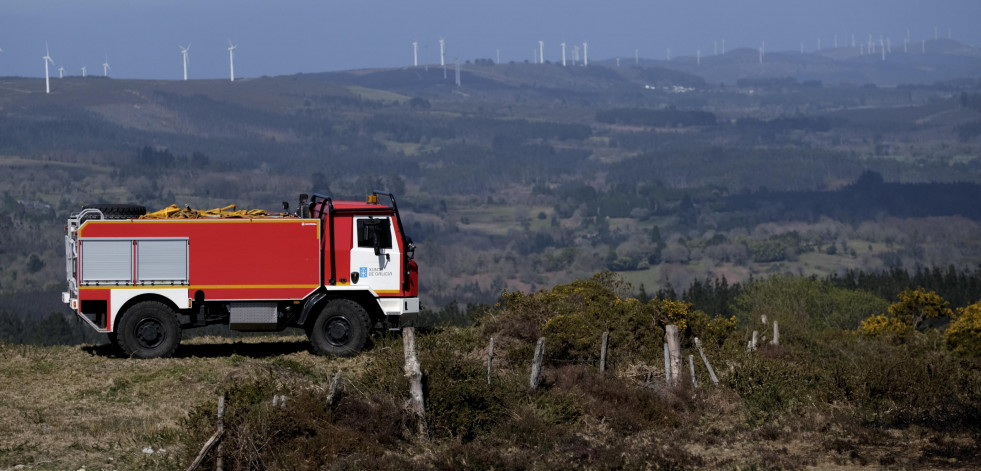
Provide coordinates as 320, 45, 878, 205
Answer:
80, 240, 132, 285
137, 239, 189, 285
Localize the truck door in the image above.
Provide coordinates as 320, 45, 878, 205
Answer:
350, 216, 401, 294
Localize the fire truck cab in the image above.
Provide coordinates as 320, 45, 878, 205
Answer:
63, 192, 419, 358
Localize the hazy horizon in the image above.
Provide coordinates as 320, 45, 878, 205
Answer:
2, 0, 979, 80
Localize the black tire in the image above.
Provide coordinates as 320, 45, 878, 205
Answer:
82, 204, 147, 220
115, 301, 181, 359
307, 299, 370, 357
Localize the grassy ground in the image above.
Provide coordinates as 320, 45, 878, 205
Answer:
0, 335, 352, 470
1, 317, 978, 470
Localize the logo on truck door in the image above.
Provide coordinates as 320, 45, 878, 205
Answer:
358, 266, 393, 278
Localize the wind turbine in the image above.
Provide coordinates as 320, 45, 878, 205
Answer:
180, 44, 191, 80
582, 41, 588, 67
538, 40, 544, 64
58, 66, 64, 78
635, 48, 639, 64
411, 41, 418, 67
81, 65, 87, 77
721, 38, 726, 54
102, 54, 111, 77
438, 37, 445, 67
696, 49, 701, 65
573, 44, 579, 65
228, 40, 237, 82
42, 44, 54, 94
560, 42, 566, 66
759, 41, 765, 64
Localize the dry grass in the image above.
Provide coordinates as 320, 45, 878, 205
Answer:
1, 325, 979, 470
0, 335, 356, 470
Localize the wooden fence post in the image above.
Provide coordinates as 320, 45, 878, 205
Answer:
663, 343, 671, 384
487, 337, 495, 386
771, 321, 780, 346
402, 327, 427, 438
216, 395, 225, 471
186, 395, 225, 471
599, 331, 609, 374
688, 354, 698, 388
326, 370, 343, 408
530, 337, 545, 390
693, 337, 719, 385
665, 325, 682, 385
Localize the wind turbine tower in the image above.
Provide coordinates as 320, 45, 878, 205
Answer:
180, 44, 191, 80
560, 42, 567, 66
42, 44, 54, 94
635, 49, 639, 64
81, 65, 87, 77
58, 66, 64, 78
721, 39, 726, 54
102, 55, 111, 77
582, 42, 588, 67
228, 40, 237, 82
573, 44, 579, 65
538, 40, 544, 64
412, 41, 418, 67
696, 49, 701, 65
439, 38, 445, 67
759, 41, 765, 64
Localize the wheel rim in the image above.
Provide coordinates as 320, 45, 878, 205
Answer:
324, 316, 352, 346
135, 318, 165, 349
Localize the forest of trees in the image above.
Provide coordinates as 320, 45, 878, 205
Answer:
1, 60, 981, 322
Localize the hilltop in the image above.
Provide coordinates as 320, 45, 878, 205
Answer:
1, 274, 979, 469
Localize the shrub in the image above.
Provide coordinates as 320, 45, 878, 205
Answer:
946, 301, 981, 357
858, 288, 952, 338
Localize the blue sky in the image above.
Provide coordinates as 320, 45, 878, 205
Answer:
2, 0, 979, 80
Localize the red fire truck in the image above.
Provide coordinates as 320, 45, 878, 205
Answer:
62, 192, 418, 359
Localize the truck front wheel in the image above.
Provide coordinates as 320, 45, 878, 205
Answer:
308, 299, 370, 357
115, 301, 181, 359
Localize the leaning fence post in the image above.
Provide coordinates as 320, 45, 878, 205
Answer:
186, 395, 225, 471
530, 337, 546, 390
402, 327, 427, 438
688, 354, 698, 388
694, 337, 719, 385
487, 337, 495, 386
665, 325, 682, 385
600, 331, 609, 374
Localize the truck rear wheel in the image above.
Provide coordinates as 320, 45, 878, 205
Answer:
308, 299, 370, 357
115, 301, 181, 359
